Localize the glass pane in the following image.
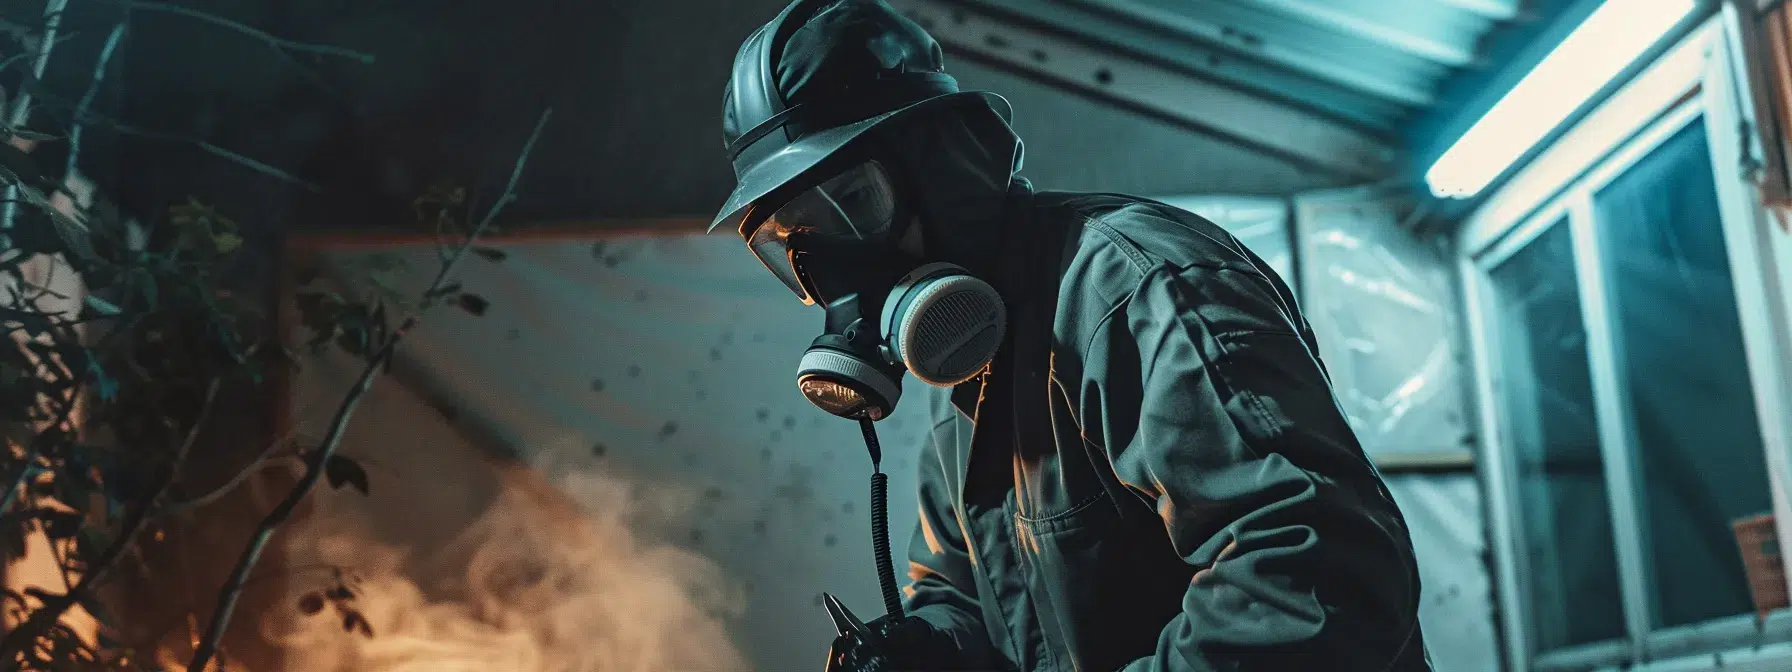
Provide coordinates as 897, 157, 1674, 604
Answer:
1593, 120, 1771, 629
1485, 222, 1627, 650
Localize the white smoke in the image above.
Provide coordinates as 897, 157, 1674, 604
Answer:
262, 452, 752, 672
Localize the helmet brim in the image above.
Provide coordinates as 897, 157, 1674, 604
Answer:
709, 91, 1012, 235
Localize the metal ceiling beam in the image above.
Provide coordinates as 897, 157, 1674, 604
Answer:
887, 0, 1401, 180
935, 0, 1418, 129
1056, 0, 1439, 108
1247, 0, 1477, 66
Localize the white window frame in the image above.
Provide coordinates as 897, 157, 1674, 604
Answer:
1458, 13, 1792, 672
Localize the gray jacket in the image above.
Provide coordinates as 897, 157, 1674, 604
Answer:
903, 184, 1434, 672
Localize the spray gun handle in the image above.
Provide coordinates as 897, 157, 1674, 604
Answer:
823, 593, 893, 672
824, 593, 874, 640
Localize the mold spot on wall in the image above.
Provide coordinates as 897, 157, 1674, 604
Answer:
823, 534, 837, 547
774, 464, 816, 509
659, 421, 679, 439
782, 415, 796, 430
627, 364, 642, 378
505, 328, 522, 341
634, 289, 649, 302
753, 520, 768, 534
757, 408, 770, 422
590, 378, 605, 392
591, 443, 607, 457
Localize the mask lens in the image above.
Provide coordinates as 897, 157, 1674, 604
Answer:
746, 220, 811, 304
742, 161, 900, 304
808, 161, 898, 240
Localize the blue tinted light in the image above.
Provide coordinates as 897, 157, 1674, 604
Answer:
1425, 0, 1698, 199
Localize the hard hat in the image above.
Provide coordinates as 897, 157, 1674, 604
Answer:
711, 0, 1011, 235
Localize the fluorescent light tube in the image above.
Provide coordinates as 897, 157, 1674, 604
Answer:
1425, 0, 1699, 199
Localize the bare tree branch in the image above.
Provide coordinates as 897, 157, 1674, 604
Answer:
1, 0, 70, 233
118, 0, 375, 64
0, 379, 223, 662
155, 429, 305, 521
136, 562, 353, 653
77, 112, 323, 191
64, 20, 129, 187
4, 49, 324, 193
0, 34, 78, 82
0, 389, 82, 515
185, 107, 552, 672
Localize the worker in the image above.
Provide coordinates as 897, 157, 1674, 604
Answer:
711, 1, 1434, 670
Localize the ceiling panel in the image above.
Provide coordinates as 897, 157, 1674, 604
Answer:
902, 0, 1554, 186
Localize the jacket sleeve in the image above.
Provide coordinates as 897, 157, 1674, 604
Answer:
903, 412, 1007, 668
1112, 263, 1424, 672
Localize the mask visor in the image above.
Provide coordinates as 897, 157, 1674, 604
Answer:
744, 161, 900, 305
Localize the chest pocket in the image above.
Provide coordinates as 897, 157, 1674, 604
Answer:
1013, 487, 1192, 672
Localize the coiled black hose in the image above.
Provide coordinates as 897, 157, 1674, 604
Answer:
860, 417, 904, 618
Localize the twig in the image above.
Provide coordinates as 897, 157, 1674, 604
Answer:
5, 0, 68, 129
65, 20, 129, 187
133, 562, 354, 655
0, 448, 38, 516
0, 379, 223, 662
1, 0, 70, 233
155, 430, 305, 521
185, 107, 552, 672
88, 114, 321, 192
117, 0, 375, 64
0, 34, 78, 84
14, 84, 323, 192
0, 389, 82, 515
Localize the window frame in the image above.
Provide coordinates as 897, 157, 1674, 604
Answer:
1458, 14, 1792, 671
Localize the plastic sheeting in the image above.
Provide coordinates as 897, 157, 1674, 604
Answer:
1294, 193, 1471, 456
1385, 474, 1500, 672
289, 232, 1495, 670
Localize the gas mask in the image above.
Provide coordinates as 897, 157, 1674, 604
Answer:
744, 159, 1006, 421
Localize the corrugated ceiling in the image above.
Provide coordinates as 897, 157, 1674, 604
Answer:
892, 0, 1571, 184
